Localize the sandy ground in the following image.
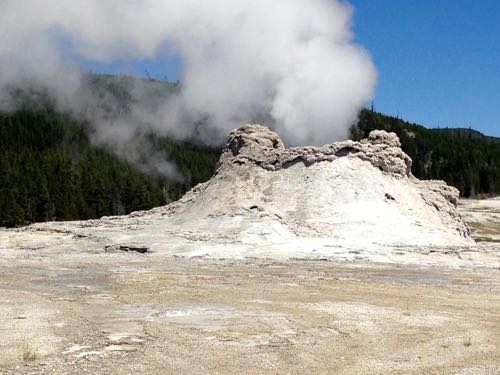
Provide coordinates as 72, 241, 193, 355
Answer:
0, 198, 499, 374
460, 197, 500, 243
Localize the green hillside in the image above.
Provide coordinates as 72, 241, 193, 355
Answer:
435, 127, 500, 144
0, 106, 220, 227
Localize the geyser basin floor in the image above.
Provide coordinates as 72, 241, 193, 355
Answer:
0, 198, 498, 374
0, 254, 499, 374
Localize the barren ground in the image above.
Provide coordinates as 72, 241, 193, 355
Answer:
0, 199, 499, 374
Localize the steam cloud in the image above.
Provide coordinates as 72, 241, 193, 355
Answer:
0, 0, 377, 155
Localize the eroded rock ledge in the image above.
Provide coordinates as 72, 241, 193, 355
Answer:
217, 124, 413, 177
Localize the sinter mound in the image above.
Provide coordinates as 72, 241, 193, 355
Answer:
0, 124, 476, 264
161, 124, 471, 248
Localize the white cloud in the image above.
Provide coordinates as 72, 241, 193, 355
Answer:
0, 0, 377, 146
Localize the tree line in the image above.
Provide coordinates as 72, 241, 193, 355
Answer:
0, 107, 220, 227
1, 103, 498, 228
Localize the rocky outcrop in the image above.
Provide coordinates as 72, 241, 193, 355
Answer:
217, 125, 412, 177
187, 124, 472, 247
417, 180, 469, 238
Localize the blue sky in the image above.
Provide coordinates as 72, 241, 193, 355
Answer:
85, 1, 500, 136
350, 0, 499, 136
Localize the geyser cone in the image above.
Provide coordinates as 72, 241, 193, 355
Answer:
1, 125, 475, 266
164, 124, 472, 249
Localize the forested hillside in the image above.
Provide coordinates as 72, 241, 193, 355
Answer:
352, 110, 500, 197
0, 74, 498, 227
0, 107, 220, 227
435, 127, 500, 144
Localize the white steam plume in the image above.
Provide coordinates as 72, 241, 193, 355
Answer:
0, 0, 377, 147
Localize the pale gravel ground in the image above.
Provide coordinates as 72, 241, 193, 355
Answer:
0, 256, 499, 374
459, 197, 500, 242
0, 198, 498, 374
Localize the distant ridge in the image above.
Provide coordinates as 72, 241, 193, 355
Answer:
435, 127, 500, 143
